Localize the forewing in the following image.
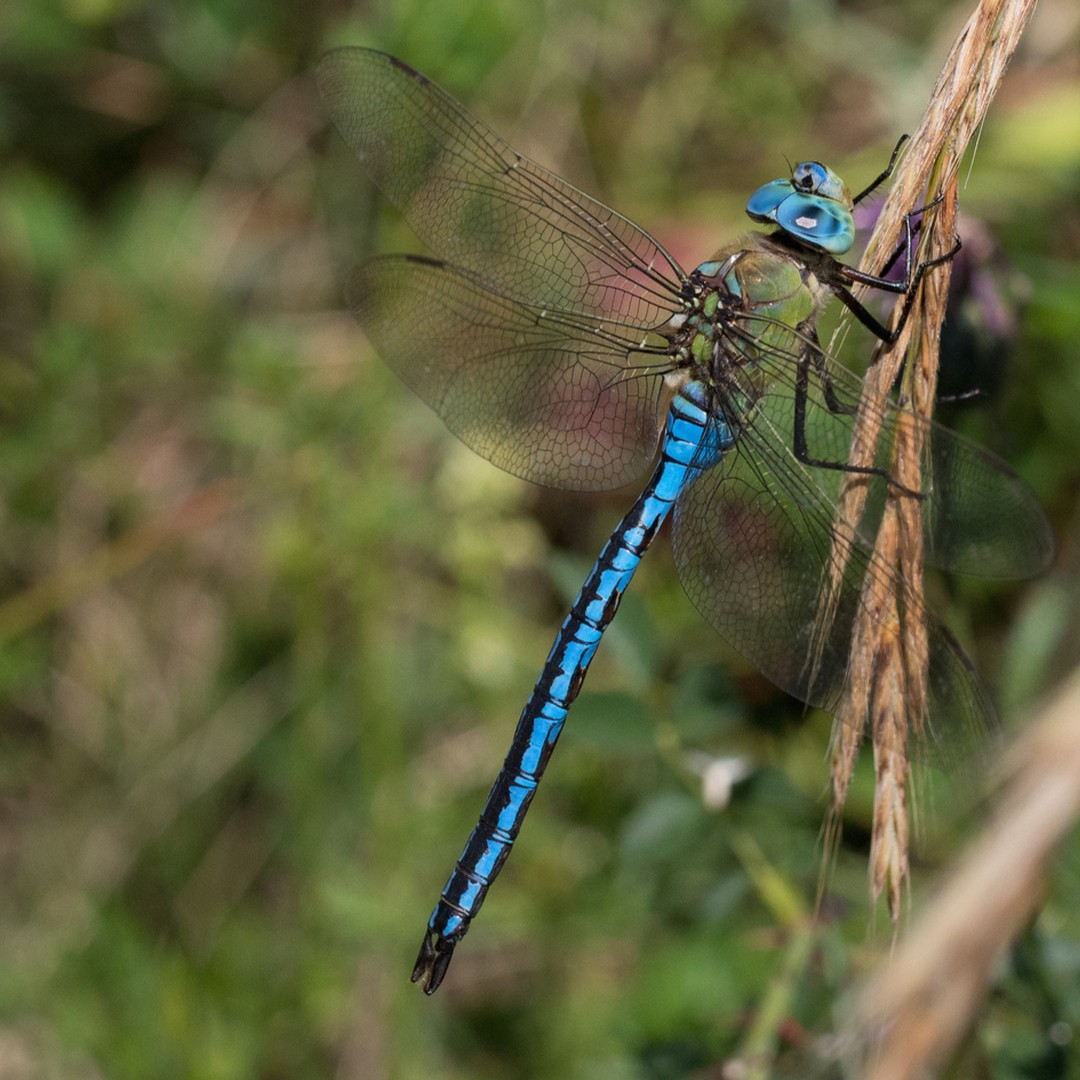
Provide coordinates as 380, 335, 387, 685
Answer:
316, 48, 684, 330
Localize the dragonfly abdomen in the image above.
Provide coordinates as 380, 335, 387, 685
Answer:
412, 382, 728, 992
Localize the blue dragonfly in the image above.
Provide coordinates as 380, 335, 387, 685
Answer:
315, 48, 1053, 994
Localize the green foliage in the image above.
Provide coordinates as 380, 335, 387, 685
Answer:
1, 0, 1079, 1076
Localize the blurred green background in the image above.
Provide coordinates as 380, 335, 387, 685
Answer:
2, 0, 1079, 1076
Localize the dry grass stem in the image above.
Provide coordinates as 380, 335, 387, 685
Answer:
820, 0, 1038, 913
850, 667, 1080, 1079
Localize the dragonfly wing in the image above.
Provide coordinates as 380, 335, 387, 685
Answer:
919, 423, 1054, 578
734, 319, 1054, 579
351, 255, 666, 489
671, 388, 995, 755
316, 48, 684, 330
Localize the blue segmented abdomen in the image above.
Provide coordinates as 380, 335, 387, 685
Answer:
412, 380, 731, 993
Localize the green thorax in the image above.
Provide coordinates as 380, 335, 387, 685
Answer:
672, 235, 830, 385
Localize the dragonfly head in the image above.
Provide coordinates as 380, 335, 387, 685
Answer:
746, 160, 855, 256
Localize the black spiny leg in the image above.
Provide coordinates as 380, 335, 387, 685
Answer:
789, 343, 923, 493
832, 197, 961, 345
787, 191, 959, 495
851, 134, 909, 205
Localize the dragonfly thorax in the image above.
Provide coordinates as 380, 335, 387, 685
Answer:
672, 242, 825, 383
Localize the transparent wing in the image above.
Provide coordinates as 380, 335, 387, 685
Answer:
350, 255, 667, 489
673, 399, 983, 728
316, 48, 685, 328
671, 315, 1052, 733
759, 336, 1054, 579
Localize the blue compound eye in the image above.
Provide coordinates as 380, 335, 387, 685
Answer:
745, 178, 793, 222
746, 160, 856, 254
775, 193, 855, 254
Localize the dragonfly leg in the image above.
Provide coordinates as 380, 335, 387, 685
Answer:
871, 204, 931, 280
792, 196, 960, 494
809, 345, 857, 417
851, 134, 909, 205
789, 341, 926, 497
833, 200, 961, 345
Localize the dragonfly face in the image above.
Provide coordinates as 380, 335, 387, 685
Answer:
746, 160, 856, 254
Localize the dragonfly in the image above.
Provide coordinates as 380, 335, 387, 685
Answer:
315, 48, 1053, 994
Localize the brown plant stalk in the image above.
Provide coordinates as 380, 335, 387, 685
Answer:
851, 666, 1080, 1080
820, 0, 1038, 915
